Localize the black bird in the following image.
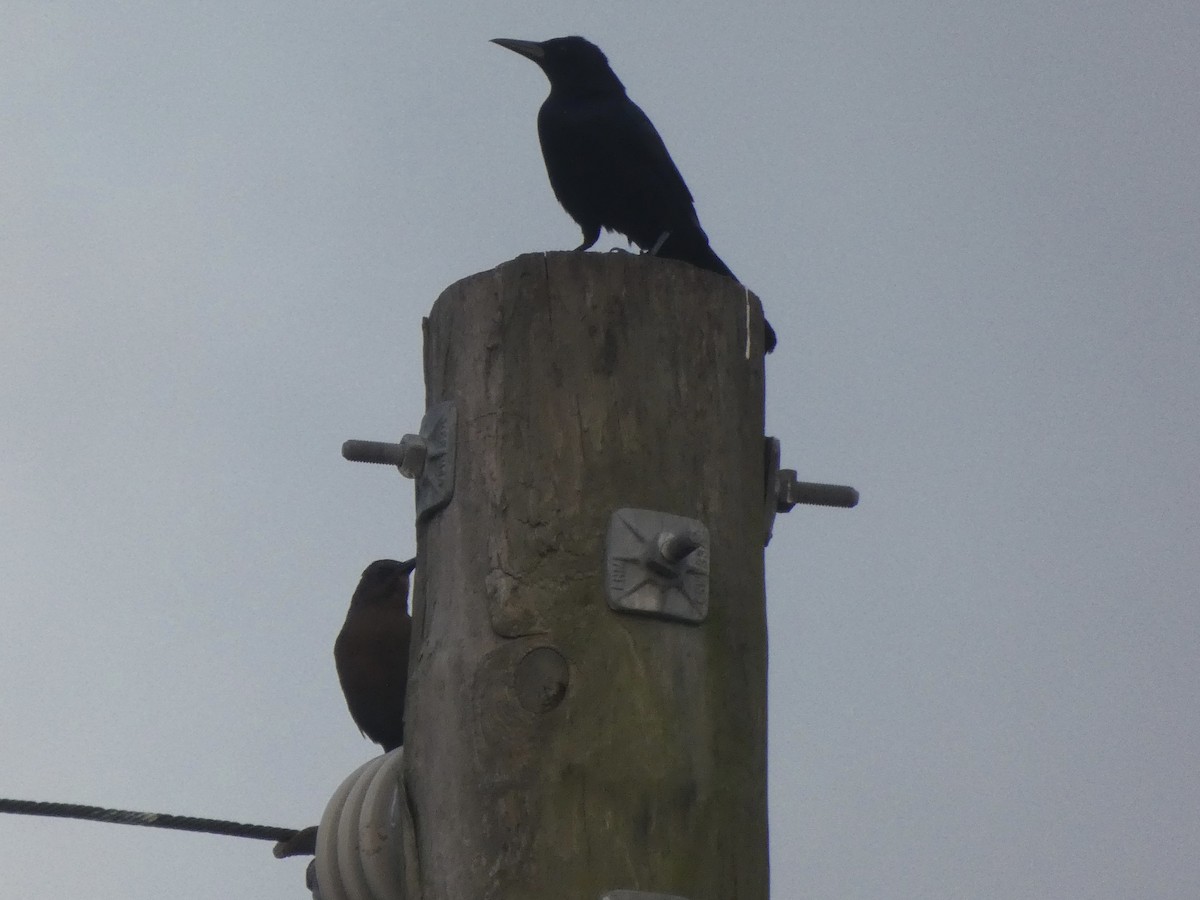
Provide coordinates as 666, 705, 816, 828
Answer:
492, 35, 776, 352
334, 558, 417, 753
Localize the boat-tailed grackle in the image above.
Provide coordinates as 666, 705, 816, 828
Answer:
334, 558, 416, 753
492, 35, 776, 352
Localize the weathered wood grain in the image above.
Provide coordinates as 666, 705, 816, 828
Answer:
405, 252, 769, 900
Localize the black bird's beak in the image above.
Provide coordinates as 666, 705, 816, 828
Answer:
491, 38, 545, 62
398, 557, 417, 575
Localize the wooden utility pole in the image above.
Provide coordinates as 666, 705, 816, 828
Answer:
403, 251, 770, 900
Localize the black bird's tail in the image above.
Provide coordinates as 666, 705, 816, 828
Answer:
656, 232, 736, 281
656, 233, 777, 352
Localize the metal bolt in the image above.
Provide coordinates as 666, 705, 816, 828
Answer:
776, 469, 859, 511
342, 402, 457, 521
342, 435, 428, 479
656, 528, 703, 564
643, 527, 703, 578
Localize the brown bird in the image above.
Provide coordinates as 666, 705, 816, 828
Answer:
334, 558, 417, 752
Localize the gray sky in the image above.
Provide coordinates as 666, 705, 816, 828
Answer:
2, 2, 1197, 898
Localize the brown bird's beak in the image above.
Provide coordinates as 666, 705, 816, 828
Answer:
491, 38, 545, 62
398, 557, 417, 575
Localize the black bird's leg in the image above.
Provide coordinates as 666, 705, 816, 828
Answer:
649, 231, 671, 256
574, 223, 601, 252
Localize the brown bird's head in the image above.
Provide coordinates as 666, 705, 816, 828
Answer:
349, 557, 417, 608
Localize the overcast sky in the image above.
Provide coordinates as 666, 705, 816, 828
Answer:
2, 3, 1197, 898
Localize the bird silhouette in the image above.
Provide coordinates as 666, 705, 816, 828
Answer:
492, 35, 776, 352
334, 558, 416, 753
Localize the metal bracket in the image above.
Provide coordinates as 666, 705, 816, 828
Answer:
412, 401, 456, 520
605, 508, 709, 624
764, 436, 859, 545
764, 436, 783, 545
341, 400, 457, 521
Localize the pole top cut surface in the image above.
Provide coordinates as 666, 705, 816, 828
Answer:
430, 251, 772, 370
